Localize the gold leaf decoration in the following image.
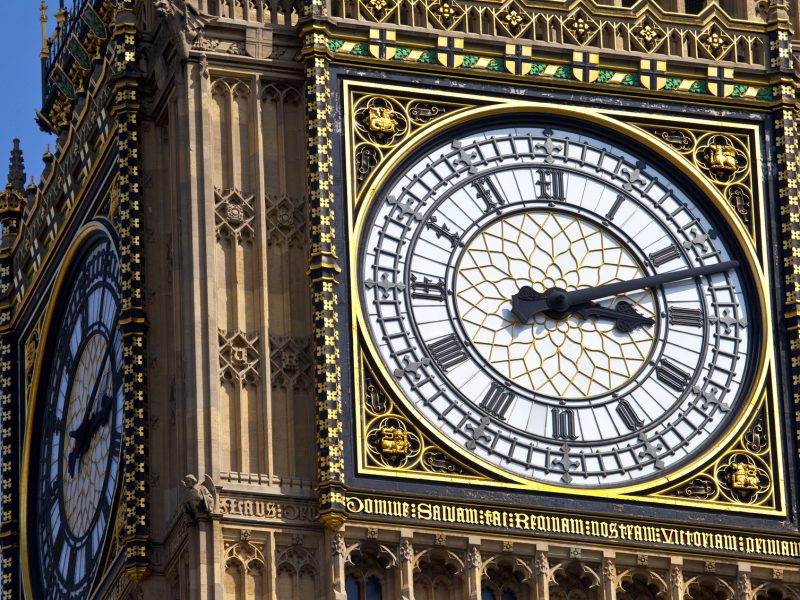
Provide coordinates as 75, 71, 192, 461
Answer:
649, 395, 777, 510
350, 91, 475, 197
360, 354, 490, 481
633, 124, 756, 237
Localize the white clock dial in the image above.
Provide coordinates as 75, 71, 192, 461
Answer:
358, 123, 757, 487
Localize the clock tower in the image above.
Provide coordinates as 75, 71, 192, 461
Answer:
4, 0, 800, 598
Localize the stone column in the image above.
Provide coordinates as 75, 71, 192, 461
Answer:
399, 537, 416, 600
467, 543, 483, 600
602, 556, 617, 600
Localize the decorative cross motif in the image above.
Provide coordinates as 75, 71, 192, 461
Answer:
452, 140, 478, 173
621, 161, 647, 191
550, 442, 579, 484
637, 432, 664, 469
394, 356, 431, 379
387, 195, 424, 221
535, 129, 563, 164
465, 416, 492, 450
709, 309, 748, 333
365, 273, 406, 298
692, 385, 730, 413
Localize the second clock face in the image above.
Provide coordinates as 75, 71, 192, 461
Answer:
357, 121, 759, 488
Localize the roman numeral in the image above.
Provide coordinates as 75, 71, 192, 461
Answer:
535, 169, 565, 201
656, 359, 690, 391
426, 216, 460, 248
649, 244, 681, 267
472, 176, 506, 213
480, 383, 514, 420
410, 274, 446, 301
668, 307, 703, 327
552, 408, 578, 440
427, 334, 468, 371
604, 194, 625, 221
616, 399, 644, 431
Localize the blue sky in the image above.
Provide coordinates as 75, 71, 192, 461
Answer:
0, 3, 56, 187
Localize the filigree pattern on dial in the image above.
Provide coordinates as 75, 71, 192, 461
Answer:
61, 333, 113, 537
455, 211, 655, 398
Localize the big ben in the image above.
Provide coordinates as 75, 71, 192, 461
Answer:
3, 0, 800, 598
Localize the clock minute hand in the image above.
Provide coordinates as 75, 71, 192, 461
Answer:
67, 341, 113, 476
511, 260, 739, 323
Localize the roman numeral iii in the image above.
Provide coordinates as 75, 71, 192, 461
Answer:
480, 383, 514, 420
552, 408, 578, 440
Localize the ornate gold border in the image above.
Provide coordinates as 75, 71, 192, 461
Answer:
345, 80, 783, 515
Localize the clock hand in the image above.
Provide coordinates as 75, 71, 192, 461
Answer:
511, 260, 738, 323
67, 340, 113, 476
571, 300, 655, 332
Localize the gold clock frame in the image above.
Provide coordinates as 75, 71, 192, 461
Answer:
345, 79, 784, 515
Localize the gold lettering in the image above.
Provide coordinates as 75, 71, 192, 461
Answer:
514, 513, 529, 529
745, 537, 755, 553
443, 505, 455, 523
418, 503, 431, 520
781, 541, 791, 556
465, 508, 479, 524
432, 505, 441, 521
571, 518, 584, 535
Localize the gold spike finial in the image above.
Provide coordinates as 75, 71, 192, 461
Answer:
39, 1, 48, 60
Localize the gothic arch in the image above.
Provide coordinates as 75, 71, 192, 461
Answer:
753, 583, 800, 600
413, 547, 466, 600
617, 568, 669, 600
275, 544, 319, 600
481, 555, 532, 600
345, 540, 399, 599
685, 575, 735, 600
549, 561, 601, 600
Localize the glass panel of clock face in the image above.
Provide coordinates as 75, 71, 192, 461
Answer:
358, 123, 756, 488
33, 237, 123, 598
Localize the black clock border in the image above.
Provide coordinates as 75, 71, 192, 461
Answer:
331, 65, 797, 536
25, 233, 125, 600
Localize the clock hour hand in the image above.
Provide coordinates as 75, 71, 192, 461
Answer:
571, 301, 655, 333
68, 394, 113, 476
67, 341, 113, 476
511, 260, 738, 323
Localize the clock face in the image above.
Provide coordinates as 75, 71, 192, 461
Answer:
30, 236, 123, 598
357, 121, 759, 488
